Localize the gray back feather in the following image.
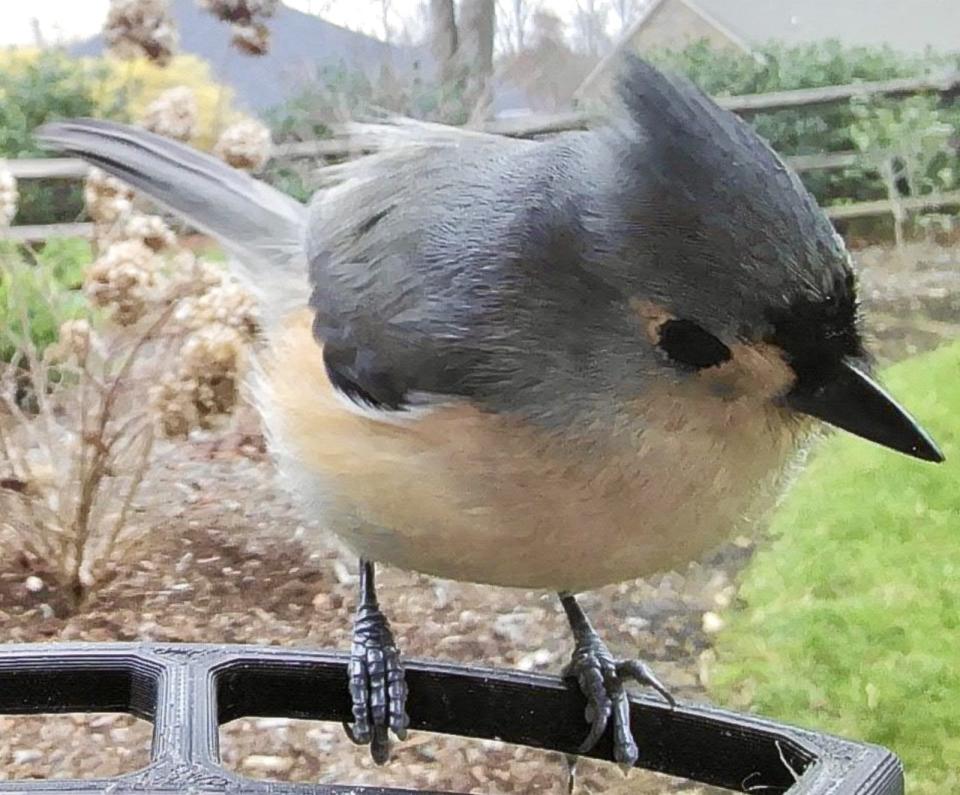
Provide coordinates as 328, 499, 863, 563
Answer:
303, 56, 854, 429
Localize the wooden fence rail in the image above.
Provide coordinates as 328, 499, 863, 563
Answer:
2, 223, 94, 243
6, 158, 89, 180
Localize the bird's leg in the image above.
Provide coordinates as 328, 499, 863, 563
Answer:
559, 592, 675, 768
343, 559, 409, 764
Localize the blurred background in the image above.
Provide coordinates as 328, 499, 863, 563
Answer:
0, 1, 958, 793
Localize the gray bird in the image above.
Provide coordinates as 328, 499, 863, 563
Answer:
38, 56, 943, 768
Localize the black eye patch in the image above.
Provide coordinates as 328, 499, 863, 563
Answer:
657, 319, 732, 370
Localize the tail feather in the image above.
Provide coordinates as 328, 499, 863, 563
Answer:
37, 119, 308, 322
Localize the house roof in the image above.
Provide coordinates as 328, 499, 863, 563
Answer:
693, 0, 960, 54
71, 0, 433, 113
577, 0, 960, 101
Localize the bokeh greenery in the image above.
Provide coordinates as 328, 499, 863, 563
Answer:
0, 51, 116, 226
0, 49, 239, 224
709, 341, 960, 794
0, 239, 92, 361
262, 60, 467, 202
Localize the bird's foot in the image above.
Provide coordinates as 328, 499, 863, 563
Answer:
563, 631, 675, 768
343, 601, 409, 764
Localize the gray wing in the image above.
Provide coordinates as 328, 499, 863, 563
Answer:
303, 131, 632, 416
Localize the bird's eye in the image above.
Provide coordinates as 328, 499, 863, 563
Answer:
657, 319, 732, 370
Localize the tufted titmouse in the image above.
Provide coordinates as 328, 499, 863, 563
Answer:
39, 57, 943, 768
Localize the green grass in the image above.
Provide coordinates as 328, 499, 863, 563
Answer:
0, 238, 92, 360
709, 341, 960, 794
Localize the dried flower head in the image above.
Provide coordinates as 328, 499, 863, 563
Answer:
84, 240, 162, 326
150, 373, 199, 438
214, 119, 272, 172
122, 213, 178, 251
0, 163, 18, 227
94, 212, 178, 252
151, 325, 247, 436
44, 320, 95, 365
200, 0, 277, 54
164, 254, 259, 336
182, 324, 245, 413
174, 281, 259, 338
200, 0, 278, 23
84, 167, 135, 225
139, 86, 198, 143
166, 253, 226, 297
103, 0, 178, 66
231, 22, 270, 55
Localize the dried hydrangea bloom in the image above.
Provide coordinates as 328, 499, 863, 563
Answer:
214, 119, 272, 172
145, 253, 256, 436
84, 167, 135, 225
84, 240, 162, 326
103, 0, 178, 66
150, 373, 200, 438
200, 0, 278, 23
200, 0, 277, 54
87, 164, 178, 251
231, 22, 270, 55
139, 86, 198, 143
96, 212, 178, 252
0, 163, 17, 227
167, 252, 226, 298
182, 325, 246, 417
168, 254, 259, 338
151, 324, 247, 436
44, 320, 95, 365
122, 213, 178, 251
174, 280, 259, 339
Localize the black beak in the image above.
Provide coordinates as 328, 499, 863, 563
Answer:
786, 360, 944, 463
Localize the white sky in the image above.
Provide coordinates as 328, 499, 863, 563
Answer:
0, 1, 587, 47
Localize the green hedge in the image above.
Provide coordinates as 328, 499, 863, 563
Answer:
0, 51, 126, 225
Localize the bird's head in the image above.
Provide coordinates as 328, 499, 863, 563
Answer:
587, 57, 942, 463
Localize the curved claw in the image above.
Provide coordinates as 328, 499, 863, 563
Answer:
575, 667, 612, 752
560, 594, 673, 769
578, 705, 611, 754
617, 659, 677, 708
370, 724, 390, 766
342, 720, 364, 746
565, 649, 613, 754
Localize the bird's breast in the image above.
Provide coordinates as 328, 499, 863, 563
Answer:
259, 312, 802, 592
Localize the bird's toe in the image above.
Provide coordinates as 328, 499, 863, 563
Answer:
565, 634, 671, 768
344, 606, 409, 764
